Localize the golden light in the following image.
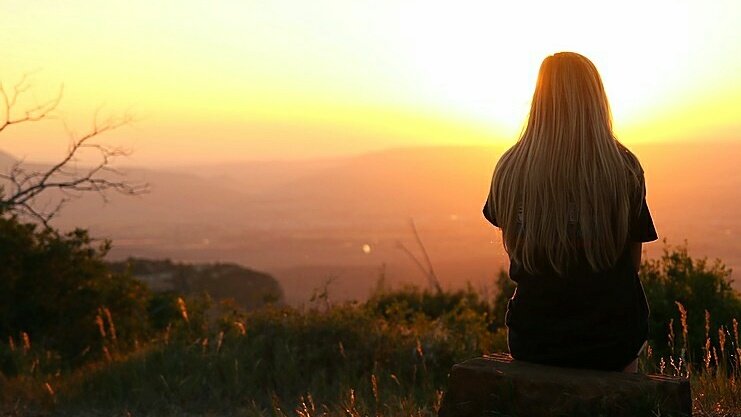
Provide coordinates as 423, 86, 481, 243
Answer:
395, 0, 704, 139
0, 0, 738, 164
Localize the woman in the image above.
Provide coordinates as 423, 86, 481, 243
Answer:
483, 52, 658, 373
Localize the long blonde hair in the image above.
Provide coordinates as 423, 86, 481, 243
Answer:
490, 52, 644, 275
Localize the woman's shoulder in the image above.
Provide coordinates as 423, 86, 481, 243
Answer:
615, 142, 647, 203
616, 142, 644, 175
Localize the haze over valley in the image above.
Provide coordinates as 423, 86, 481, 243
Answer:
4, 140, 736, 304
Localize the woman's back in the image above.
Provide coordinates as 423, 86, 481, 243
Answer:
483, 52, 658, 372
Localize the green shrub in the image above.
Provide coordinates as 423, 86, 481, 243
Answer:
0, 215, 152, 368
3, 232, 739, 416
366, 284, 494, 324
640, 242, 741, 365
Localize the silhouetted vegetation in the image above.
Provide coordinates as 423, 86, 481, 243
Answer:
0, 214, 151, 369
367, 283, 495, 324
0, 75, 148, 226
0, 222, 739, 416
0, 216, 284, 378
640, 243, 741, 366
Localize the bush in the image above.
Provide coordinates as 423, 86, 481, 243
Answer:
366, 284, 494, 324
640, 242, 741, 364
45, 294, 505, 414
2, 246, 740, 416
0, 215, 152, 368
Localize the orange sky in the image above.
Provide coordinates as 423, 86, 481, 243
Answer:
1, 0, 739, 165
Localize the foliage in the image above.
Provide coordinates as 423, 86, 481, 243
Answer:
0, 215, 152, 369
640, 242, 741, 365
366, 283, 493, 324
2, 290, 505, 416
1, 240, 740, 416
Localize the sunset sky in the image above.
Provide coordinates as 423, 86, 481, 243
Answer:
1, 0, 739, 165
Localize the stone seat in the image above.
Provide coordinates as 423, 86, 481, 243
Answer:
438, 353, 691, 417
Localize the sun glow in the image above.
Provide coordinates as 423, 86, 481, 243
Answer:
394, 0, 728, 140
1, 0, 739, 164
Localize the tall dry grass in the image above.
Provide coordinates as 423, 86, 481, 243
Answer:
1, 283, 739, 416
2, 290, 500, 416
642, 302, 741, 416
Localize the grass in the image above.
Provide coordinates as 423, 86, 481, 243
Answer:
1, 286, 739, 417
650, 304, 741, 416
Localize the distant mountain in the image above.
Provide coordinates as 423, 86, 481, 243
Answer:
4, 141, 739, 303
259, 145, 503, 221
182, 156, 348, 194
108, 258, 284, 310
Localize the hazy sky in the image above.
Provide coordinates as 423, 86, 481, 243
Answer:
1, 0, 739, 165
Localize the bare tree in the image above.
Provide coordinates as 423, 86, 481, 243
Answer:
0, 73, 148, 227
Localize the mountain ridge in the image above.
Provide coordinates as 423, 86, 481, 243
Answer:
2, 140, 739, 303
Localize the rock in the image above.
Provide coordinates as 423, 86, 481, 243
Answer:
438, 353, 691, 417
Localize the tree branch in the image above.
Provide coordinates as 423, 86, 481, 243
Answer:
0, 73, 63, 134
0, 75, 149, 227
396, 218, 442, 293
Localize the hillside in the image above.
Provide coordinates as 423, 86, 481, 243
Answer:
3, 140, 739, 304
108, 258, 284, 310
